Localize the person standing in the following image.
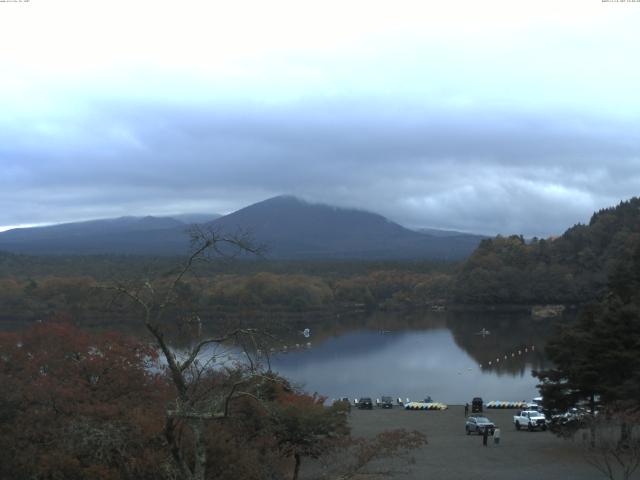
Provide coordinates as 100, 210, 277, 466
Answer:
482, 427, 489, 446
494, 428, 501, 445
464, 403, 469, 417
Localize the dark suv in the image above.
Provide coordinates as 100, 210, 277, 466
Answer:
465, 415, 496, 435
358, 397, 373, 410
380, 396, 394, 408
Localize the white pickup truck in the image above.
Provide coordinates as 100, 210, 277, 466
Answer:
513, 410, 547, 431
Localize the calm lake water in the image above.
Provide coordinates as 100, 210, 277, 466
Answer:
2, 308, 558, 405
263, 310, 555, 405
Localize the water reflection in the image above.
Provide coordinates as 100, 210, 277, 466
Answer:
266, 311, 554, 404
3, 309, 558, 404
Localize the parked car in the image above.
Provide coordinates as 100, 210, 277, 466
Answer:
465, 415, 496, 435
472, 397, 483, 413
513, 410, 547, 431
358, 397, 373, 409
380, 396, 394, 408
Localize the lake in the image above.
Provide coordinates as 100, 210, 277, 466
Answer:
1, 308, 557, 405
262, 310, 555, 404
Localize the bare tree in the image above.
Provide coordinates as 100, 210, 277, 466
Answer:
582, 410, 640, 480
106, 226, 427, 480
108, 226, 268, 480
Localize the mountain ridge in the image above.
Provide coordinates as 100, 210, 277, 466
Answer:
0, 196, 485, 260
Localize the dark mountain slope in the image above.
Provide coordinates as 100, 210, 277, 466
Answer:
0, 197, 483, 259
209, 196, 482, 260
0, 216, 193, 255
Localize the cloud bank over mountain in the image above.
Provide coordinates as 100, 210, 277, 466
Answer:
1, 0, 638, 236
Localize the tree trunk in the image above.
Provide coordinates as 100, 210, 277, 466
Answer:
292, 453, 301, 480
192, 419, 207, 480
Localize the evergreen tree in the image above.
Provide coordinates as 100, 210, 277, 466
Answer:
534, 238, 640, 413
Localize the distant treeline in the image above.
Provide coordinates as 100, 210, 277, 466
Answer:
2, 197, 639, 319
0, 252, 451, 279
454, 197, 640, 305
0, 252, 456, 320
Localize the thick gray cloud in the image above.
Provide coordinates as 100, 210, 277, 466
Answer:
1, 97, 638, 236
1, 1, 639, 236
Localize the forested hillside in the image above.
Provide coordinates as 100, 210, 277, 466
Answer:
0, 196, 484, 260
454, 197, 640, 304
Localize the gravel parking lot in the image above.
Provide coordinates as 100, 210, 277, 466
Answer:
346, 405, 614, 480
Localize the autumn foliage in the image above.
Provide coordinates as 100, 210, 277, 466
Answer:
0, 321, 425, 480
0, 321, 169, 480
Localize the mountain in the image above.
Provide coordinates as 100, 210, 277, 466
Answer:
207, 196, 483, 260
0, 197, 484, 259
0, 215, 213, 255
417, 227, 486, 238
172, 213, 221, 224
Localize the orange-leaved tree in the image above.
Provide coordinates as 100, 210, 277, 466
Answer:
0, 321, 170, 480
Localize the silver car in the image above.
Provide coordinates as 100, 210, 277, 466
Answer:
465, 415, 496, 435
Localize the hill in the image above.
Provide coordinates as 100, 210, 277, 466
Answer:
0, 215, 218, 255
453, 197, 640, 304
0, 196, 484, 260
209, 196, 484, 260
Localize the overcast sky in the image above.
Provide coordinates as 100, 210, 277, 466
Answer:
1, 0, 639, 237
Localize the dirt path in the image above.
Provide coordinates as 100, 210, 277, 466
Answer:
346, 405, 619, 480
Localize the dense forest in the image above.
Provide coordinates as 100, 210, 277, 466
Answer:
0, 254, 455, 324
1, 197, 639, 325
454, 197, 640, 305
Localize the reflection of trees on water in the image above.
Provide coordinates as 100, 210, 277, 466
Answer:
170, 310, 556, 370
70, 308, 565, 379
245, 309, 560, 379
445, 311, 559, 376
257, 310, 449, 349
